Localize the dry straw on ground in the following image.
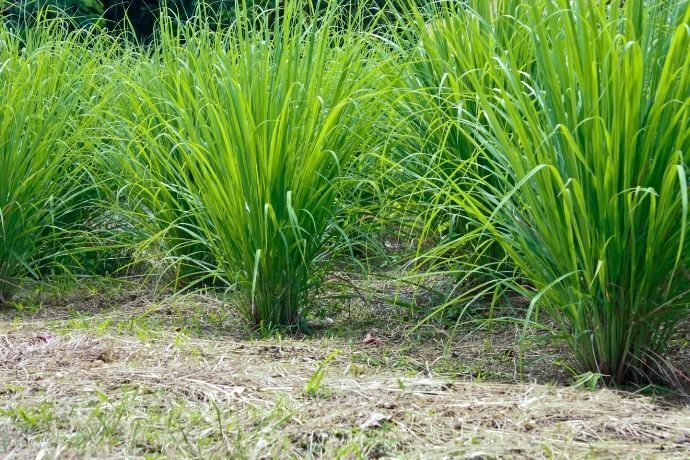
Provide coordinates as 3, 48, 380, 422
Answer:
1, 289, 689, 459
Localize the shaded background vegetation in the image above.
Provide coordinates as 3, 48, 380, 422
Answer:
1, 1, 420, 39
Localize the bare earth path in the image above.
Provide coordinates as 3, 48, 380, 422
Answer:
1, 288, 689, 459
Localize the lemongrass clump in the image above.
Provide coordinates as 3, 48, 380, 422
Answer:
453, 0, 690, 383
0, 20, 111, 303
375, 0, 533, 313
109, 2, 386, 326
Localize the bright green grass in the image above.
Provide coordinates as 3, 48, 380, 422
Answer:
1, 0, 687, 387
431, 0, 690, 383
108, 2, 387, 327
0, 21, 115, 302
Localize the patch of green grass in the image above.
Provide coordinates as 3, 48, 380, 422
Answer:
402, 0, 690, 384
107, 2, 389, 327
0, 21, 118, 303
304, 350, 340, 399
1, 403, 56, 433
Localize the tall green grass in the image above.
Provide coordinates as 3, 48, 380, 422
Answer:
373, 0, 534, 316
3, 0, 687, 385
110, 3, 386, 326
439, 0, 690, 383
0, 20, 111, 303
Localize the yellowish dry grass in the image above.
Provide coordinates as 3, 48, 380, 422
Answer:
1, 286, 688, 459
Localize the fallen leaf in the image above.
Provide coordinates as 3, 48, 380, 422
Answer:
363, 331, 382, 346
359, 412, 391, 430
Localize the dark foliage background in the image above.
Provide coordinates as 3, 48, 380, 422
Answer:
1, 1, 422, 39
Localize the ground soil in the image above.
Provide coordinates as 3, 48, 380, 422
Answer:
1, 281, 688, 459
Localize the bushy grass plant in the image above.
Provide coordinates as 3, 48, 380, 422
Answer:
371, 1, 534, 316
447, 0, 690, 383
110, 2, 386, 326
377, 1, 532, 253
0, 20, 111, 303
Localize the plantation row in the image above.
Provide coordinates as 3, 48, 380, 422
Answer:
1, 0, 689, 386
